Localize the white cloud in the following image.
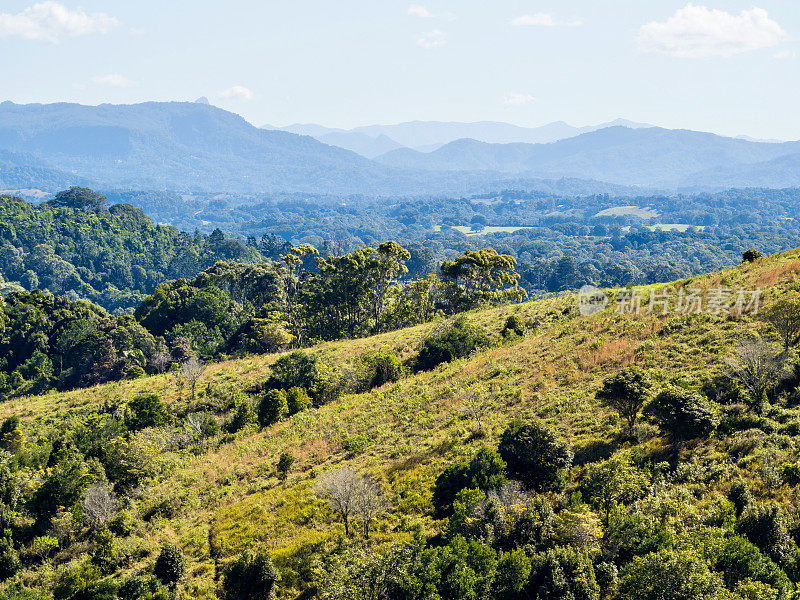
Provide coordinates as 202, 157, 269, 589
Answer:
774, 49, 796, 60
503, 92, 537, 106
408, 5, 432, 18
0, 2, 118, 43
220, 85, 254, 100
511, 13, 582, 27
417, 29, 446, 49
638, 4, 789, 58
91, 73, 134, 88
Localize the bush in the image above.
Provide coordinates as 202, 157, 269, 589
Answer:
618, 549, 723, 600
432, 448, 508, 516
643, 387, 718, 443
736, 503, 797, 565
118, 575, 169, 600
498, 420, 572, 492
267, 351, 343, 406
415, 315, 490, 371
127, 393, 169, 430
0, 536, 19, 581
153, 544, 185, 587
258, 389, 288, 427
222, 549, 280, 600
358, 348, 403, 389
286, 387, 311, 415
226, 395, 256, 433
91, 528, 118, 575
277, 453, 294, 481
501, 315, 526, 338
714, 535, 791, 598
743, 248, 764, 263
528, 546, 599, 600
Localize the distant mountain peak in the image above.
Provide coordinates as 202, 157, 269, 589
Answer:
194, 96, 210, 105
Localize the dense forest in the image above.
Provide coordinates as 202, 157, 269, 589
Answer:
111, 187, 800, 295
0, 189, 262, 313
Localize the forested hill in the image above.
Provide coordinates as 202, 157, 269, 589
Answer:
1, 247, 800, 599
0, 189, 262, 312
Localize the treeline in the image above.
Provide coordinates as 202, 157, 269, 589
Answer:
0, 241, 524, 399
0, 189, 262, 313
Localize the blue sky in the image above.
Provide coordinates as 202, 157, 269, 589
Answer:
1, 1, 799, 139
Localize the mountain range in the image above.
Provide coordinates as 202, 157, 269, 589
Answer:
263, 118, 653, 157
1, 100, 800, 196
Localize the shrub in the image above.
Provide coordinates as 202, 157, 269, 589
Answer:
528, 546, 599, 600
258, 389, 288, 427
743, 248, 764, 263
277, 452, 294, 481
729, 480, 754, 517
226, 395, 256, 433
643, 387, 718, 443
714, 535, 791, 598
118, 575, 169, 600
0, 535, 19, 581
415, 315, 490, 371
736, 503, 796, 565
432, 448, 508, 516
501, 315, 526, 338
498, 420, 572, 492
91, 528, 118, 575
127, 393, 169, 430
222, 549, 280, 600
286, 387, 311, 415
267, 351, 343, 406
358, 348, 403, 389
153, 544, 186, 587
618, 549, 723, 600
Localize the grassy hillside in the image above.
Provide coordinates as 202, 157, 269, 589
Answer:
5, 248, 800, 598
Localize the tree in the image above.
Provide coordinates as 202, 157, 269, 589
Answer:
181, 356, 204, 402
222, 549, 280, 600
618, 550, 724, 600
714, 536, 791, 599
353, 474, 388, 539
276, 452, 294, 481
439, 248, 527, 312
81, 482, 120, 530
433, 448, 508, 516
736, 503, 796, 565
127, 393, 169, 430
153, 544, 186, 588
726, 337, 782, 411
743, 248, 763, 263
580, 452, 649, 524
494, 548, 532, 600
258, 389, 288, 427
763, 296, 800, 353
643, 387, 717, 448
49, 187, 108, 212
498, 420, 573, 492
285, 387, 311, 415
316, 468, 387, 538
528, 546, 599, 600
596, 367, 653, 438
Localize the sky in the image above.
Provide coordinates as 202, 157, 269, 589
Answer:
1, 1, 799, 140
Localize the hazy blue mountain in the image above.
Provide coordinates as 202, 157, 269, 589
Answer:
316, 132, 404, 158
0, 149, 95, 191
262, 118, 653, 156
375, 127, 800, 188
680, 152, 800, 190
0, 101, 416, 194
